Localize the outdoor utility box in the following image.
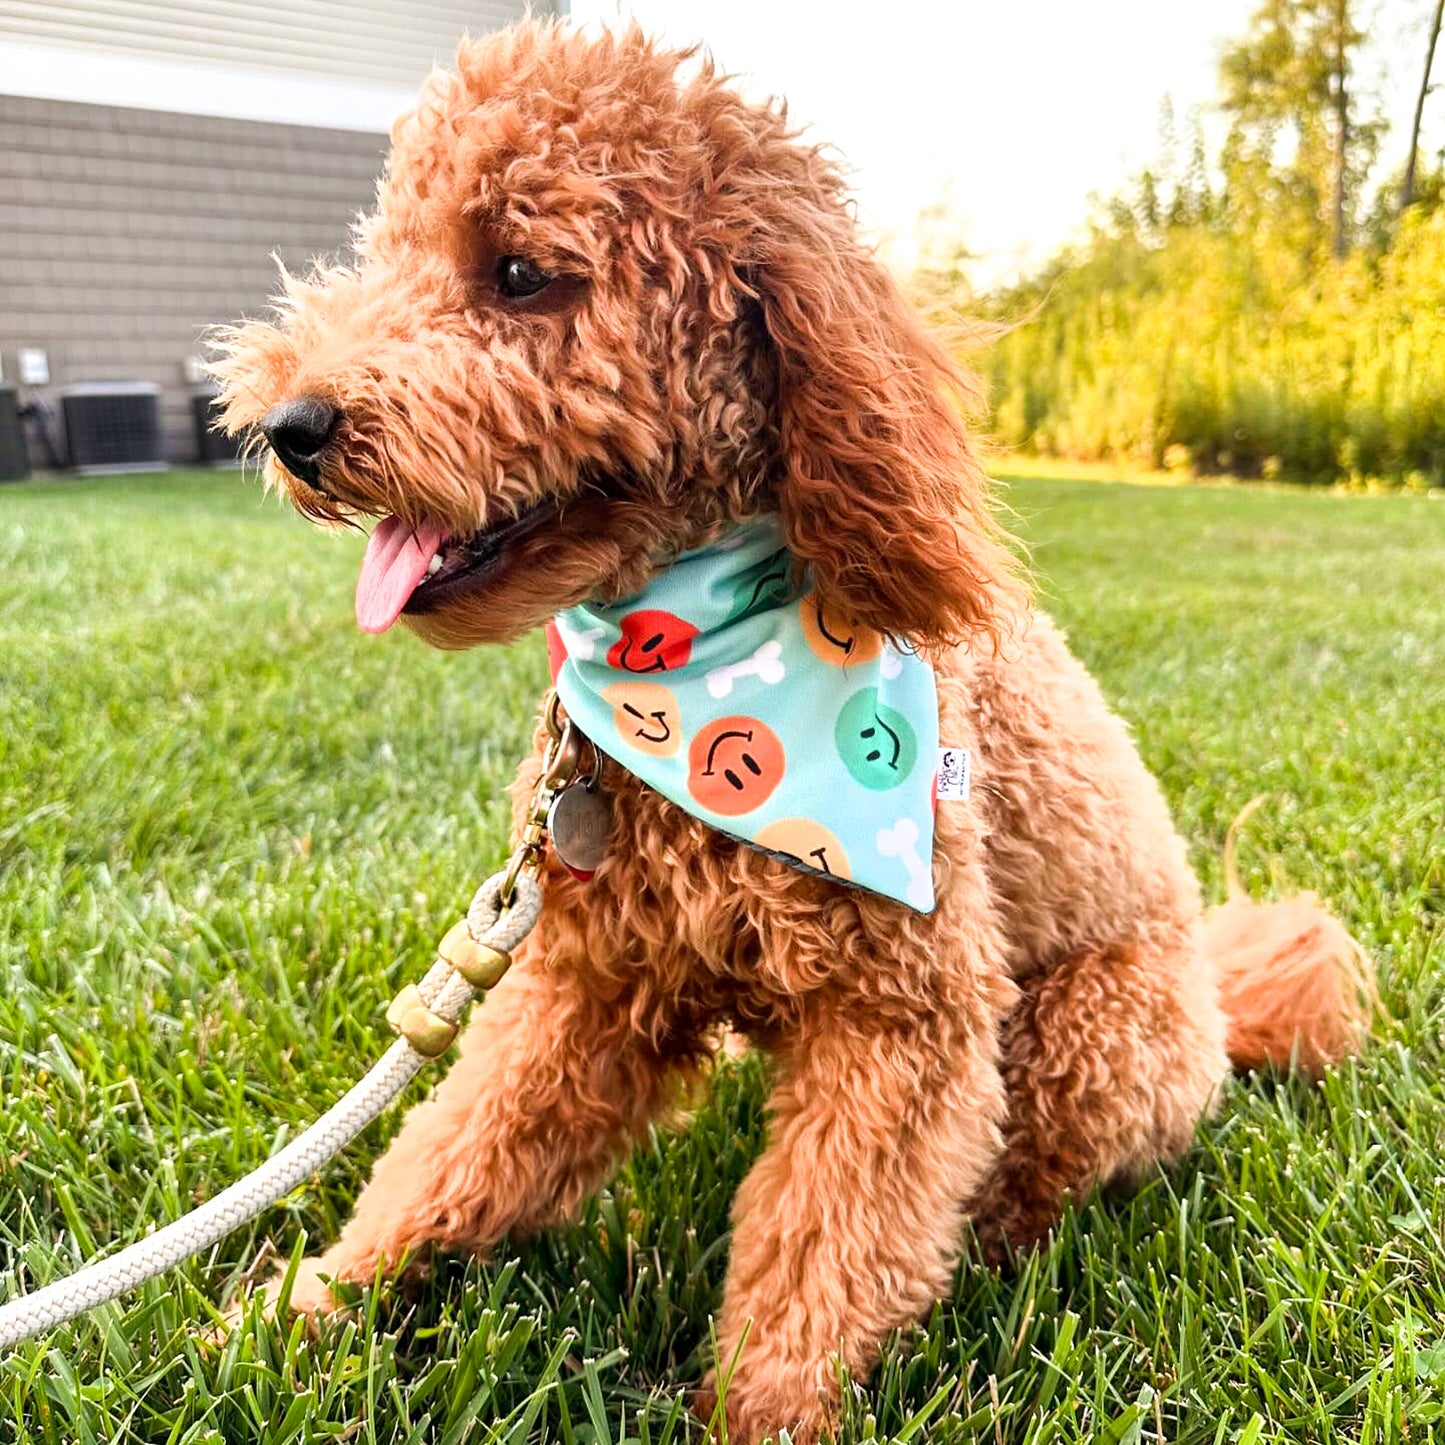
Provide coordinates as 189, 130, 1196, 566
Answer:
0, 386, 28, 481
62, 381, 164, 473
191, 386, 242, 466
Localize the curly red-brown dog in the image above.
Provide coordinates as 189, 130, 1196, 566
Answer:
215, 21, 1369, 1442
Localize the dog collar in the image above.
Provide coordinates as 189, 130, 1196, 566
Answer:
546, 517, 940, 911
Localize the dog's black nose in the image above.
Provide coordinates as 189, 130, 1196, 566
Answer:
260, 397, 340, 485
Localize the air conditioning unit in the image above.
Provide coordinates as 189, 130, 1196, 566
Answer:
61, 382, 165, 473
0, 385, 28, 482
191, 385, 243, 466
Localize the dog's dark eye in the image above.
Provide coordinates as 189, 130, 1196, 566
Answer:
497, 256, 553, 299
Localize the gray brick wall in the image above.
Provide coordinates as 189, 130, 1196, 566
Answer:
0, 94, 386, 463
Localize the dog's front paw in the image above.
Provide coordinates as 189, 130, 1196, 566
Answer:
695, 1368, 833, 1445
210, 1256, 356, 1342
265, 1256, 356, 1322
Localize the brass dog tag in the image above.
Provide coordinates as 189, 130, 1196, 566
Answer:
547, 784, 612, 877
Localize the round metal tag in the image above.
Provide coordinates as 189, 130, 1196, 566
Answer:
546, 785, 612, 876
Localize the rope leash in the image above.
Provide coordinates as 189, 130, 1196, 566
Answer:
0, 871, 541, 1352
0, 693, 592, 1353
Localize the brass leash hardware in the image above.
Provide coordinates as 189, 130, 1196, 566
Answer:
385, 983, 457, 1058
498, 689, 594, 907
438, 918, 510, 990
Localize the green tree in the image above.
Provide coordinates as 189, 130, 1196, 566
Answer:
1219, 0, 1381, 257
1399, 0, 1444, 213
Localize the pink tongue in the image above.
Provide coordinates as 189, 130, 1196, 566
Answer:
355, 516, 448, 634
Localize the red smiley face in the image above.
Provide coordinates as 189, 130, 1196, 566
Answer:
687, 715, 786, 815
607, 609, 700, 674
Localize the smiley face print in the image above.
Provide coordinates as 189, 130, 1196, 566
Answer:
799, 591, 884, 667
835, 687, 918, 790
687, 716, 785, 815
607, 609, 700, 674
755, 818, 852, 880
601, 680, 682, 757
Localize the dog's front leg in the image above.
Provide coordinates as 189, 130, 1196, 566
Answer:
254, 922, 699, 1318
709, 998, 1007, 1444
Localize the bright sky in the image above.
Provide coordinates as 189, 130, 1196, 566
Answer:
569, 0, 1256, 281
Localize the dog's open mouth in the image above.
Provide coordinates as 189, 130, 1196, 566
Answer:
354, 499, 556, 633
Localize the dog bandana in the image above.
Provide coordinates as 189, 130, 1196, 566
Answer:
548, 517, 940, 911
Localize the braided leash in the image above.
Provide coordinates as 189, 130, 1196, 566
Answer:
0, 691, 593, 1353
0, 871, 542, 1352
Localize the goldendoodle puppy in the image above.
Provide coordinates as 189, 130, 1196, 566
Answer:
215, 21, 1367, 1442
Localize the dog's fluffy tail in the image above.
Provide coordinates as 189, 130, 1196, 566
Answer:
1204, 801, 1375, 1077
1205, 893, 1372, 1076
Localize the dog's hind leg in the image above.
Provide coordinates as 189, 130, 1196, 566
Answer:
970, 926, 1230, 1257
252, 923, 706, 1319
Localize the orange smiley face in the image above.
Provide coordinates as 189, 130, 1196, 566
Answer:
799, 591, 883, 667
602, 681, 682, 758
755, 818, 851, 880
687, 716, 785, 815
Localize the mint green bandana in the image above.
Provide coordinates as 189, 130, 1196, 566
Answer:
548, 518, 940, 912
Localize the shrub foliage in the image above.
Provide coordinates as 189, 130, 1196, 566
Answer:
971, 0, 1445, 487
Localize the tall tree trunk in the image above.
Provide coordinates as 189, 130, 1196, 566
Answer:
1331, 0, 1350, 258
1400, 0, 1444, 215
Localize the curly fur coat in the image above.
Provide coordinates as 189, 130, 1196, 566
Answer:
214, 22, 1369, 1441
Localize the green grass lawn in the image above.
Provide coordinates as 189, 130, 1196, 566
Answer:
1, 471, 1442, 1443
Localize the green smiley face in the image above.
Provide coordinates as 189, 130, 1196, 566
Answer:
834, 687, 918, 791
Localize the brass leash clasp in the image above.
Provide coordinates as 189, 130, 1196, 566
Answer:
498, 688, 590, 907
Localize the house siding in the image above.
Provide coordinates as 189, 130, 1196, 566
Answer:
0, 93, 386, 461
1, 0, 551, 465
0, 0, 548, 89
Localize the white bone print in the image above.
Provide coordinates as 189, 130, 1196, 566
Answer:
555, 616, 606, 661
879, 647, 904, 680
876, 817, 931, 908
706, 639, 786, 698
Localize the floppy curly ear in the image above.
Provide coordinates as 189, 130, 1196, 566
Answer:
748, 220, 1020, 652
